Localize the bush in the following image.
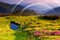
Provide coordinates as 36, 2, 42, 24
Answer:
38, 15, 59, 20
43, 15, 59, 20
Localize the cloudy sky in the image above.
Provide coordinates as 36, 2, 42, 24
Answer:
0, 0, 60, 14
0, 0, 60, 4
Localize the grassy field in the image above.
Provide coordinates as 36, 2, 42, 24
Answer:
0, 16, 60, 40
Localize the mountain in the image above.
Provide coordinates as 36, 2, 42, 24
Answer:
0, 2, 38, 16
0, 2, 24, 14
21, 3, 60, 15
0, 2, 11, 13
44, 7, 60, 16
1, 2, 60, 16
21, 10, 37, 16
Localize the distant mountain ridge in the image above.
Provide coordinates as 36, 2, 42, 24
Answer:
44, 7, 60, 16
0, 2, 11, 13
0, 2, 38, 16
0, 2, 24, 14
0, 2, 60, 16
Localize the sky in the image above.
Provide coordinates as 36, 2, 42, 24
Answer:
0, 0, 60, 4
0, 0, 60, 14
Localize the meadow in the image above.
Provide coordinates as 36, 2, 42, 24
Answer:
0, 16, 60, 40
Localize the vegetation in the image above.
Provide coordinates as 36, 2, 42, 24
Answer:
0, 15, 60, 40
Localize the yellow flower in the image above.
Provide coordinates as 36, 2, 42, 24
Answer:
25, 28, 33, 31
34, 27, 40, 30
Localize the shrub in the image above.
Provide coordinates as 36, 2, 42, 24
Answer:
38, 15, 59, 20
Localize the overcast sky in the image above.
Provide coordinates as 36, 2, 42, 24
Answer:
0, 0, 60, 4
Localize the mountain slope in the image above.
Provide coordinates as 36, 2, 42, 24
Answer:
0, 2, 24, 14
0, 2, 12, 13
44, 7, 60, 15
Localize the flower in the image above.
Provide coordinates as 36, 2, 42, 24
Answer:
51, 30, 60, 35
25, 28, 33, 31
42, 30, 48, 33
34, 27, 40, 30
34, 30, 40, 36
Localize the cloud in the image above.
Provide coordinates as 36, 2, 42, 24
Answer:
22, 0, 55, 4
0, 0, 60, 4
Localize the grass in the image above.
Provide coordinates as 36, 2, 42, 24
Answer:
0, 16, 60, 40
